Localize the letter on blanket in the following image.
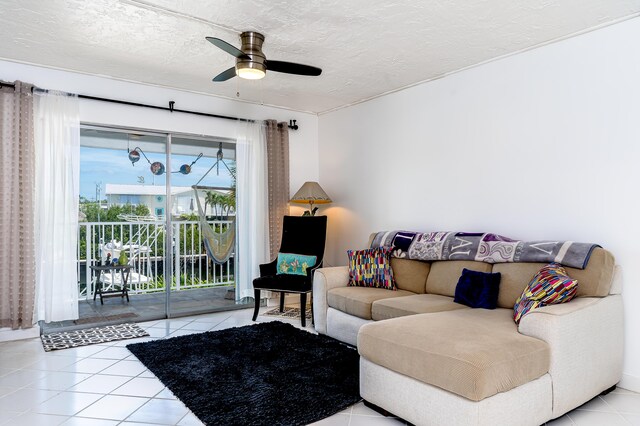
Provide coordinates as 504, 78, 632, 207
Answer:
529, 242, 559, 256
450, 237, 473, 257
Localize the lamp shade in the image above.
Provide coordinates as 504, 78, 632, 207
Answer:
290, 181, 332, 204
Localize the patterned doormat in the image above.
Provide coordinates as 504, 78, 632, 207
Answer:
262, 306, 312, 320
41, 323, 149, 352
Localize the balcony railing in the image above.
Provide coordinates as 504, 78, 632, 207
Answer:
78, 219, 234, 298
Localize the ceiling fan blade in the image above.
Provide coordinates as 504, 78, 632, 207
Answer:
212, 67, 237, 82
205, 37, 250, 60
266, 60, 322, 76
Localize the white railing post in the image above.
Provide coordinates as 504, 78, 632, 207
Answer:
85, 223, 92, 299
174, 222, 180, 291
190, 222, 195, 283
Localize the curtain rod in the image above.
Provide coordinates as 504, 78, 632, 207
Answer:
0, 80, 298, 129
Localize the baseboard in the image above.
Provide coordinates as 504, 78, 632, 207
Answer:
0, 325, 40, 343
619, 373, 640, 393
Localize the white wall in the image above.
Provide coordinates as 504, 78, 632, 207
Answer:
319, 18, 640, 388
0, 60, 319, 196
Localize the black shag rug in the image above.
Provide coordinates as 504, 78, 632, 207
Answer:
127, 321, 360, 426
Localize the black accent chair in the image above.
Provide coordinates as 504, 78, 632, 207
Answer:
252, 215, 328, 327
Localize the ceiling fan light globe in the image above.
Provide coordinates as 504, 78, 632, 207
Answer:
237, 67, 266, 80
236, 59, 266, 80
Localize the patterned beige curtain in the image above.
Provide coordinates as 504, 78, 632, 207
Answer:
265, 120, 290, 259
0, 81, 36, 329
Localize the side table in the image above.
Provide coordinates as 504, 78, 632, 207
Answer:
90, 264, 132, 305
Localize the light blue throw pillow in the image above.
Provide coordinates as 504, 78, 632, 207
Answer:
276, 253, 317, 276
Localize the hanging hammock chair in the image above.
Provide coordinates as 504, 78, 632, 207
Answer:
191, 143, 236, 264
193, 187, 235, 264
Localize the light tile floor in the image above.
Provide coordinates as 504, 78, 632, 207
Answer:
0, 307, 638, 426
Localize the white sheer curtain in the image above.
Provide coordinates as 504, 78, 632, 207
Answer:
34, 91, 81, 323
235, 121, 269, 301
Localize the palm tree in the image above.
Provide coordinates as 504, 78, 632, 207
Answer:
218, 194, 229, 218
204, 191, 218, 218
203, 164, 235, 219
228, 164, 237, 202
223, 164, 236, 217
221, 193, 235, 217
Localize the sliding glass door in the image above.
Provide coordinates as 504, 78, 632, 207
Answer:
43, 125, 246, 332
77, 127, 168, 327
167, 134, 245, 317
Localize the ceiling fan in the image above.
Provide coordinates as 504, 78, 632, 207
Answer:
206, 31, 322, 82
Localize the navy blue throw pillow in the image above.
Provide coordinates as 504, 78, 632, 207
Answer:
454, 268, 501, 309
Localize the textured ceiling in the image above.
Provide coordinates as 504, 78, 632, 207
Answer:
1, 0, 639, 113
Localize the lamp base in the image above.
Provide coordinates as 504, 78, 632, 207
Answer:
302, 207, 319, 216
301, 201, 318, 216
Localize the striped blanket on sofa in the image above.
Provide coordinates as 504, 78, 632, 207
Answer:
370, 231, 599, 269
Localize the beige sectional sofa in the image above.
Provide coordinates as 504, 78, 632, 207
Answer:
313, 243, 623, 426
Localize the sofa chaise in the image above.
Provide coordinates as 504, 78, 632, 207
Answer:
312, 236, 623, 426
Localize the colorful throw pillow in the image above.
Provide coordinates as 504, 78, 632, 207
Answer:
454, 269, 501, 309
513, 263, 578, 324
276, 253, 317, 276
347, 247, 396, 290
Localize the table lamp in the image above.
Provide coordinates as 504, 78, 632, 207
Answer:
290, 181, 332, 216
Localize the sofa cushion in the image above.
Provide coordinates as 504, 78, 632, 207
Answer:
454, 269, 501, 309
492, 248, 614, 308
492, 263, 547, 309
425, 261, 492, 297
358, 308, 550, 401
513, 263, 578, 325
390, 258, 429, 294
565, 248, 615, 297
371, 294, 468, 321
327, 287, 415, 320
347, 247, 396, 290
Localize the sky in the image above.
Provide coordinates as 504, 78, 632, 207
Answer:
80, 146, 235, 200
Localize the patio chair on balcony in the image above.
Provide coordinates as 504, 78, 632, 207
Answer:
252, 215, 327, 327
